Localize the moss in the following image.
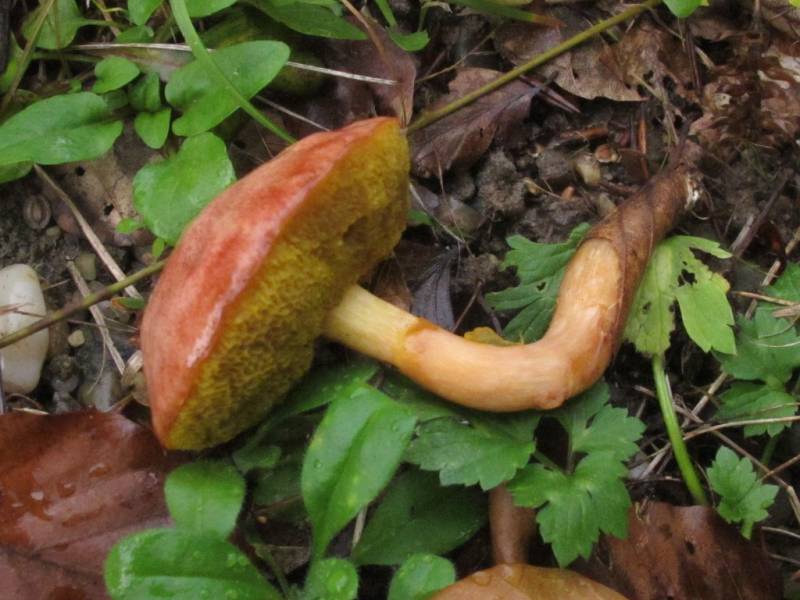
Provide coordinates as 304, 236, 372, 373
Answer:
167, 122, 409, 448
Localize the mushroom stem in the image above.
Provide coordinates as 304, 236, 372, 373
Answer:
325, 166, 698, 411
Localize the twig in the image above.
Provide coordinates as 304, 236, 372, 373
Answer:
34, 165, 142, 299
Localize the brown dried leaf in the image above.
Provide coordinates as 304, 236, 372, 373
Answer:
580, 502, 782, 600
0, 411, 178, 600
410, 68, 537, 178
431, 563, 630, 599
496, 9, 692, 102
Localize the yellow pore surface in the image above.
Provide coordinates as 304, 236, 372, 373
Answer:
166, 121, 409, 448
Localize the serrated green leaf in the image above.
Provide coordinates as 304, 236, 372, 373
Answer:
707, 447, 778, 536
134, 108, 171, 149
128, 0, 163, 25
717, 307, 800, 388
486, 224, 589, 343
130, 72, 162, 112
164, 461, 245, 538
302, 385, 416, 558
765, 262, 800, 304
186, 0, 236, 17
0, 93, 123, 166
405, 411, 538, 490
251, 0, 367, 40
388, 554, 456, 600
352, 470, 486, 566
133, 132, 235, 244
717, 381, 797, 437
508, 452, 630, 566
93, 57, 141, 93
23, 0, 89, 49
625, 235, 734, 356
554, 382, 644, 462
302, 558, 359, 600
166, 41, 290, 136
105, 529, 279, 599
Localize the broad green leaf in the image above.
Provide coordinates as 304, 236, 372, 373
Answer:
116, 25, 155, 42
509, 452, 631, 566
164, 461, 245, 538
717, 382, 797, 438
23, 0, 89, 49
302, 558, 358, 600
554, 382, 644, 462
105, 529, 279, 599
381, 373, 460, 422
0, 93, 123, 166
128, 0, 163, 25
707, 447, 778, 537
251, 0, 367, 40
352, 470, 486, 565
166, 41, 290, 136
675, 278, 736, 354
302, 385, 416, 558
132, 132, 235, 244
93, 57, 141, 93
0, 162, 33, 184
134, 108, 171, 149
765, 262, 800, 303
486, 224, 589, 343
389, 30, 429, 52
186, 0, 236, 17
130, 72, 162, 113
388, 554, 456, 600
664, 0, 703, 18
405, 411, 538, 490
625, 235, 734, 356
717, 307, 800, 388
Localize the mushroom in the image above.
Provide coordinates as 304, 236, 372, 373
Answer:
141, 117, 698, 449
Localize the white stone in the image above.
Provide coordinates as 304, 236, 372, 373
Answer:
0, 265, 49, 394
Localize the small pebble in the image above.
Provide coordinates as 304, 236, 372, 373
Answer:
74, 253, 97, 282
67, 329, 86, 348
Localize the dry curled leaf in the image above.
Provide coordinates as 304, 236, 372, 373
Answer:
0, 411, 178, 600
580, 502, 782, 600
410, 68, 537, 177
431, 563, 630, 599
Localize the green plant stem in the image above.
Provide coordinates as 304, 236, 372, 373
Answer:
405, 0, 662, 134
760, 435, 778, 466
652, 354, 709, 506
168, 0, 295, 144
0, 260, 166, 350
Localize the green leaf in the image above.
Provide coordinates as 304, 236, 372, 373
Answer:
253, 455, 304, 521
93, 57, 141, 93
105, 529, 280, 599
389, 30, 429, 52
232, 442, 281, 473
302, 558, 359, 600
164, 460, 246, 538
0, 162, 33, 184
717, 382, 797, 438
186, 0, 236, 17
0, 93, 123, 166
130, 72, 162, 113
486, 224, 589, 343
664, 0, 703, 18
387, 554, 456, 600
717, 307, 800, 388
405, 411, 538, 490
302, 385, 416, 558
352, 469, 486, 565
373, 0, 397, 26
116, 25, 155, 42
0, 36, 22, 94
765, 262, 800, 303
128, 0, 163, 25
134, 108, 171, 149
625, 235, 734, 356
381, 373, 460, 422
707, 447, 778, 536
166, 41, 290, 136
509, 452, 631, 566
23, 0, 89, 49
553, 381, 644, 462
251, 0, 367, 40
132, 132, 235, 244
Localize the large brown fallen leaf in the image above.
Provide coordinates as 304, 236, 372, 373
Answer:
495, 8, 692, 102
0, 411, 179, 600
580, 502, 781, 600
409, 68, 538, 178
431, 564, 630, 599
